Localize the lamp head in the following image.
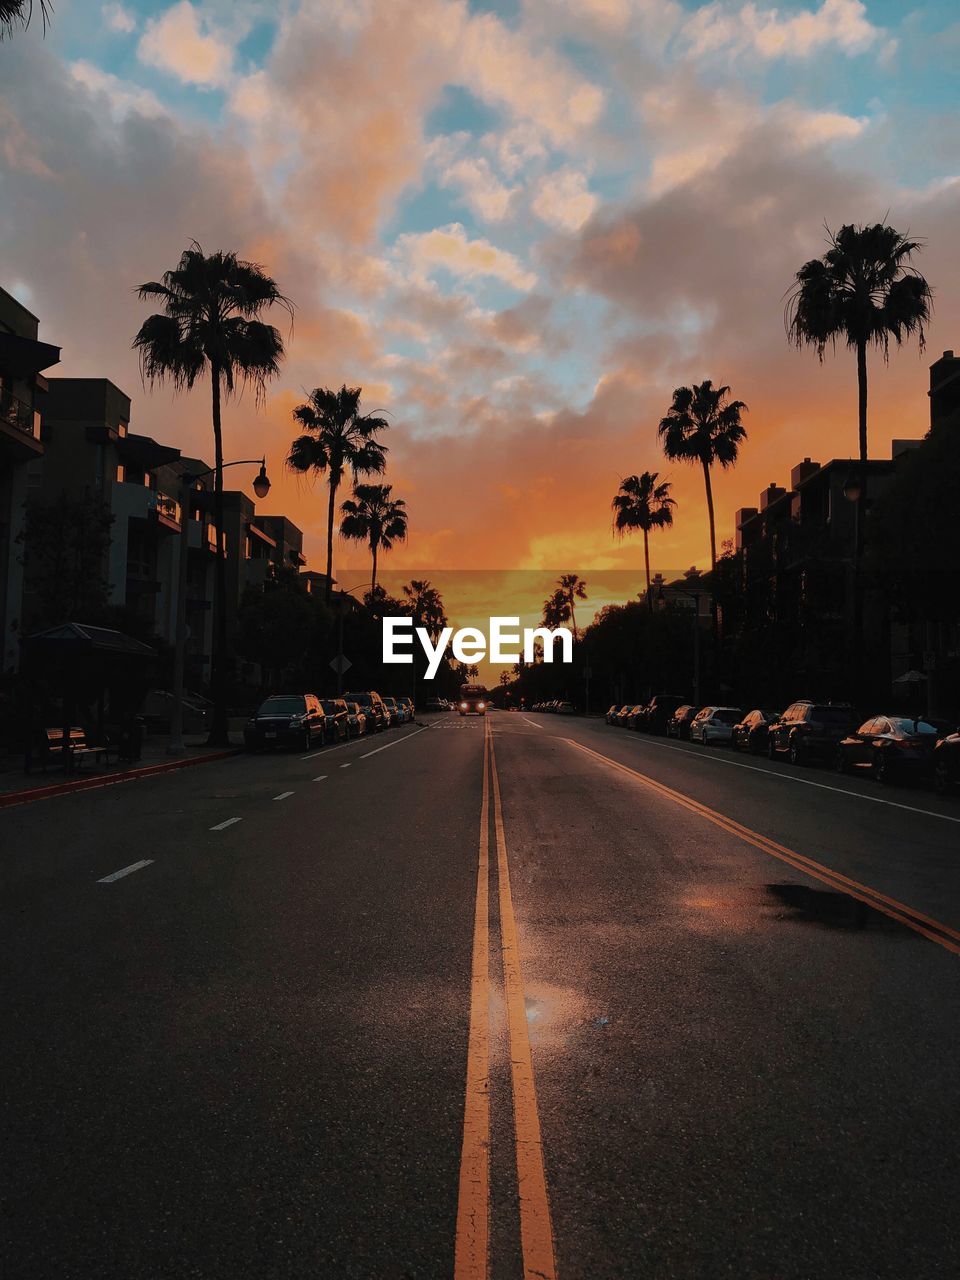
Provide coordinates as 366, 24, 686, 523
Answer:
841, 472, 861, 504
253, 461, 271, 500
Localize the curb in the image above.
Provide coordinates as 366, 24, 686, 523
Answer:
0, 748, 243, 811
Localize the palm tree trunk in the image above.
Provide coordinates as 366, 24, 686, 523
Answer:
324, 477, 337, 603
643, 526, 652, 610
371, 538, 379, 595
702, 458, 717, 571
208, 362, 230, 747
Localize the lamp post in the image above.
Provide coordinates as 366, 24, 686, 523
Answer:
167, 457, 270, 756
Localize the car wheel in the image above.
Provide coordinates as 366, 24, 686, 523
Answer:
934, 759, 952, 795
834, 747, 848, 774
873, 751, 891, 784
767, 737, 778, 760
789, 738, 804, 766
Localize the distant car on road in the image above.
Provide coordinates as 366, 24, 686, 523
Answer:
244, 693, 325, 751
731, 709, 779, 754
933, 730, 960, 794
689, 706, 743, 745
767, 701, 856, 765
836, 715, 939, 784
342, 690, 388, 733
459, 684, 488, 716
320, 699, 349, 742
666, 705, 698, 740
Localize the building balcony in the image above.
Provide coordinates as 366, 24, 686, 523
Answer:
0, 386, 42, 461
112, 481, 181, 533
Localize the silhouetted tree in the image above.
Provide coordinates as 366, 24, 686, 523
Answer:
134, 243, 290, 744
611, 471, 676, 608
658, 381, 747, 572
402, 579, 446, 639
0, 0, 51, 39
340, 483, 408, 593
18, 494, 113, 630
287, 386, 388, 604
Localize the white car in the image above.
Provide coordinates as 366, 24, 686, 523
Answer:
689, 706, 743, 744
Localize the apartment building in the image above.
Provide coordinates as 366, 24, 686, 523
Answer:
0, 286, 60, 672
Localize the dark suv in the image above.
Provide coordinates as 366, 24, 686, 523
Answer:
767, 701, 856, 765
244, 693, 325, 751
320, 699, 349, 742
342, 690, 388, 732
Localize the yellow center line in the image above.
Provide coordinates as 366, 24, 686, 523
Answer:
489, 721, 558, 1280
564, 737, 960, 957
455, 726, 492, 1280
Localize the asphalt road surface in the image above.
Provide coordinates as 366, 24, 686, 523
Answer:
2, 711, 960, 1279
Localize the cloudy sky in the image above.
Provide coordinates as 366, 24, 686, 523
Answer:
2, 0, 958, 590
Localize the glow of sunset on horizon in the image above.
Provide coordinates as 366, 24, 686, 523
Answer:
3, 0, 957, 592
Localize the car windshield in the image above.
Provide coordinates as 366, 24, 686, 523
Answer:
714, 709, 742, 724
812, 706, 853, 725
888, 718, 938, 735
321, 701, 341, 714
343, 692, 370, 704
258, 696, 305, 715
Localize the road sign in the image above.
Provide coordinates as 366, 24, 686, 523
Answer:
329, 654, 352, 675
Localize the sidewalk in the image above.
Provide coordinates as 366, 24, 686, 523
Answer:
0, 732, 244, 808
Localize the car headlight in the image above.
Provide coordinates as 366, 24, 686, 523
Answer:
460, 702, 468, 710
478, 702, 486, 710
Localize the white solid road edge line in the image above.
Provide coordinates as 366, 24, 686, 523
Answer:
98, 859, 153, 883
210, 816, 243, 831
360, 726, 429, 759
300, 738, 364, 761
522, 717, 544, 730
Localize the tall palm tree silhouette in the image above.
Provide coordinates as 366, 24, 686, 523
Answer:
134, 243, 290, 745
611, 472, 676, 608
658, 381, 747, 573
787, 222, 931, 681
402, 579, 447, 641
0, 0, 52, 38
287, 386, 388, 602
340, 483, 409, 594
558, 573, 587, 641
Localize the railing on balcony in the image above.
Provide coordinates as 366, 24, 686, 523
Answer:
151, 490, 181, 529
0, 386, 39, 439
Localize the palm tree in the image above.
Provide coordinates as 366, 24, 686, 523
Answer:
340, 483, 408, 594
542, 588, 568, 631
0, 0, 52, 38
402, 578, 446, 640
612, 471, 676, 609
558, 573, 587, 641
287, 386, 388, 602
134, 243, 290, 746
658, 381, 747, 572
787, 223, 932, 472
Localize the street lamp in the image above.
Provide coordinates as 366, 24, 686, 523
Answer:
167, 456, 270, 757
841, 473, 861, 504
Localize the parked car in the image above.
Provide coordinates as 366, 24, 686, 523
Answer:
344, 701, 368, 736
398, 696, 415, 721
606, 704, 624, 724
690, 706, 743, 745
342, 690, 388, 732
767, 701, 857, 765
425, 696, 446, 712
666, 705, 698, 740
731, 709, 780, 754
836, 715, 940, 783
140, 689, 210, 735
617, 704, 641, 727
638, 694, 686, 735
320, 698, 349, 742
556, 701, 576, 715
244, 693, 325, 751
381, 696, 401, 725
933, 730, 960, 794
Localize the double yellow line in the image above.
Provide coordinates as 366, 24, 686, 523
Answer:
565, 737, 960, 957
455, 718, 557, 1280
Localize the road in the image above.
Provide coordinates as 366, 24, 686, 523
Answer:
2, 711, 959, 1279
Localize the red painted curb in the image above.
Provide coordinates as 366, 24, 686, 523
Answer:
0, 748, 243, 810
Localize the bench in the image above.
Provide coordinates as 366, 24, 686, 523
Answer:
27, 727, 113, 774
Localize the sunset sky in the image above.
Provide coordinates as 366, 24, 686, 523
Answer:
2, 0, 959, 613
